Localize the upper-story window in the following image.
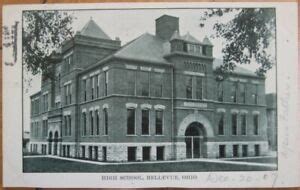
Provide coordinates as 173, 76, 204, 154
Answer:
104, 71, 108, 96
195, 76, 203, 100
239, 83, 246, 104
141, 109, 150, 135
139, 71, 150, 97
64, 53, 73, 72
217, 82, 223, 102
83, 79, 87, 101
127, 108, 135, 135
231, 113, 237, 135
218, 113, 225, 135
42, 119, 48, 137
90, 76, 95, 100
253, 84, 259, 104
82, 112, 87, 136
253, 114, 259, 135
42, 93, 48, 112
96, 74, 100, 98
64, 83, 72, 105
95, 110, 100, 135
152, 73, 163, 97
241, 113, 247, 135
186, 76, 193, 99
90, 111, 94, 135
127, 70, 136, 96
231, 82, 238, 103
155, 110, 163, 135
187, 44, 202, 54
103, 108, 108, 135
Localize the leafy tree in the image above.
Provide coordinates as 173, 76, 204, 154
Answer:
23, 10, 75, 79
200, 8, 276, 77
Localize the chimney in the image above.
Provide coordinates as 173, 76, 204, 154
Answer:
155, 15, 179, 41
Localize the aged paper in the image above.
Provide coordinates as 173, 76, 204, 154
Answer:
2, 2, 300, 188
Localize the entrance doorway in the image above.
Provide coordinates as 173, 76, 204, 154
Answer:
185, 122, 206, 159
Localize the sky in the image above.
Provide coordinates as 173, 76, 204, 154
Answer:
23, 9, 276, 131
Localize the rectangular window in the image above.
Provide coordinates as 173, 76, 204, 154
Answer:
219, 145, 226, 158
156, 146, 164, 161
88, 146, 93, 160
253, 84, 258, 104
233, 145, 239, 157
102, 146, 107, 161
254, 114, 259, 135
68, 115, 71, 136
96, 75, 100, 98
127, 70, 136, 95
139, 72, 149, 96
186, 76, 193, 99
83, 79, 87, 101
195, 76, 203, 99
103, 108, 108, 135
239, 83, 246, 103
155, 110, 163, 135
218, 114, 224, 135
217, 82, 223, 102
241, 114, 247, 135
153, 73, 163, 97
242, 145, 248, 157
95, 110, 100, 135
94, 146, 98, 160
231, 82, 238, 103
64, 116, 68, 136
128, 147, 137, 161
254, 144, 260, 156
81, 146, 85, 158
127, 109, 135, 135
104, 71, 108, 96
82, 112, 87, 136
91, 77, 94, 100
142, 147, 151, 161
141, 109, 150, 135
232, 113, 237, 135
90, 111, 94, 135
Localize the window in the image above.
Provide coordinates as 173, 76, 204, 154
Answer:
64, 83, 72, 105
195, 77, 203, 99
127, 109, 135, 135
202, 46, 207, 55
219, 145, 226, 158
239, 83, 246, 103
81, 146, 85, 158
141, 109, 150, 135
42, 120, 48, 137
64, 53, 73, 72
96, 74, 100, 98
153, 73, 163, 97
186, 76, 193, 99
254, 144, 260, 156
43, 93, 48, 112
217, 82, 223, 102
241, 114, 247, 135
103, 108, 108, 135
127, 70, 136, 95
83, 79, 87, 101
104, 71, 108, 96
95, 110, 100, 135
128, 147, 137, 161
232, 113, 237, 135
155, 110, 163, 135
102, 146, 107, 161
90, 111, 94, 135
218, 114, 224, 135
82, 112, 87, 136
231, 82, 238, 103
254, 114, 259, 135
156, 146, 164, 160
91, 77, 95, 100
64, 116, 68, 136
233, 145, 239, 157
68, 115, 71, 136
142, 147, 151, 161
253, 84, 258, 104
94, 146, 98, 160
139, 72, 149, 96
242, 145, 248, 157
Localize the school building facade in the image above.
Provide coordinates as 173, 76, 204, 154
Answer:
29, 15, 271, 162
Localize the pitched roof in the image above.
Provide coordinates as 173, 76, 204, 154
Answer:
79, 19, 111, 40
113, 33, 170, 65
112, 32, 257, 77
213, 58, 257, 77
182, 33, 201, 43
203, 36, 213, 46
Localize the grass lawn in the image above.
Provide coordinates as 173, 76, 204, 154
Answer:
23, 157, 276, 173
225, 157, 277, 164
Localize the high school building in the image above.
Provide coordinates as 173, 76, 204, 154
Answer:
29, 15, 271, 161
